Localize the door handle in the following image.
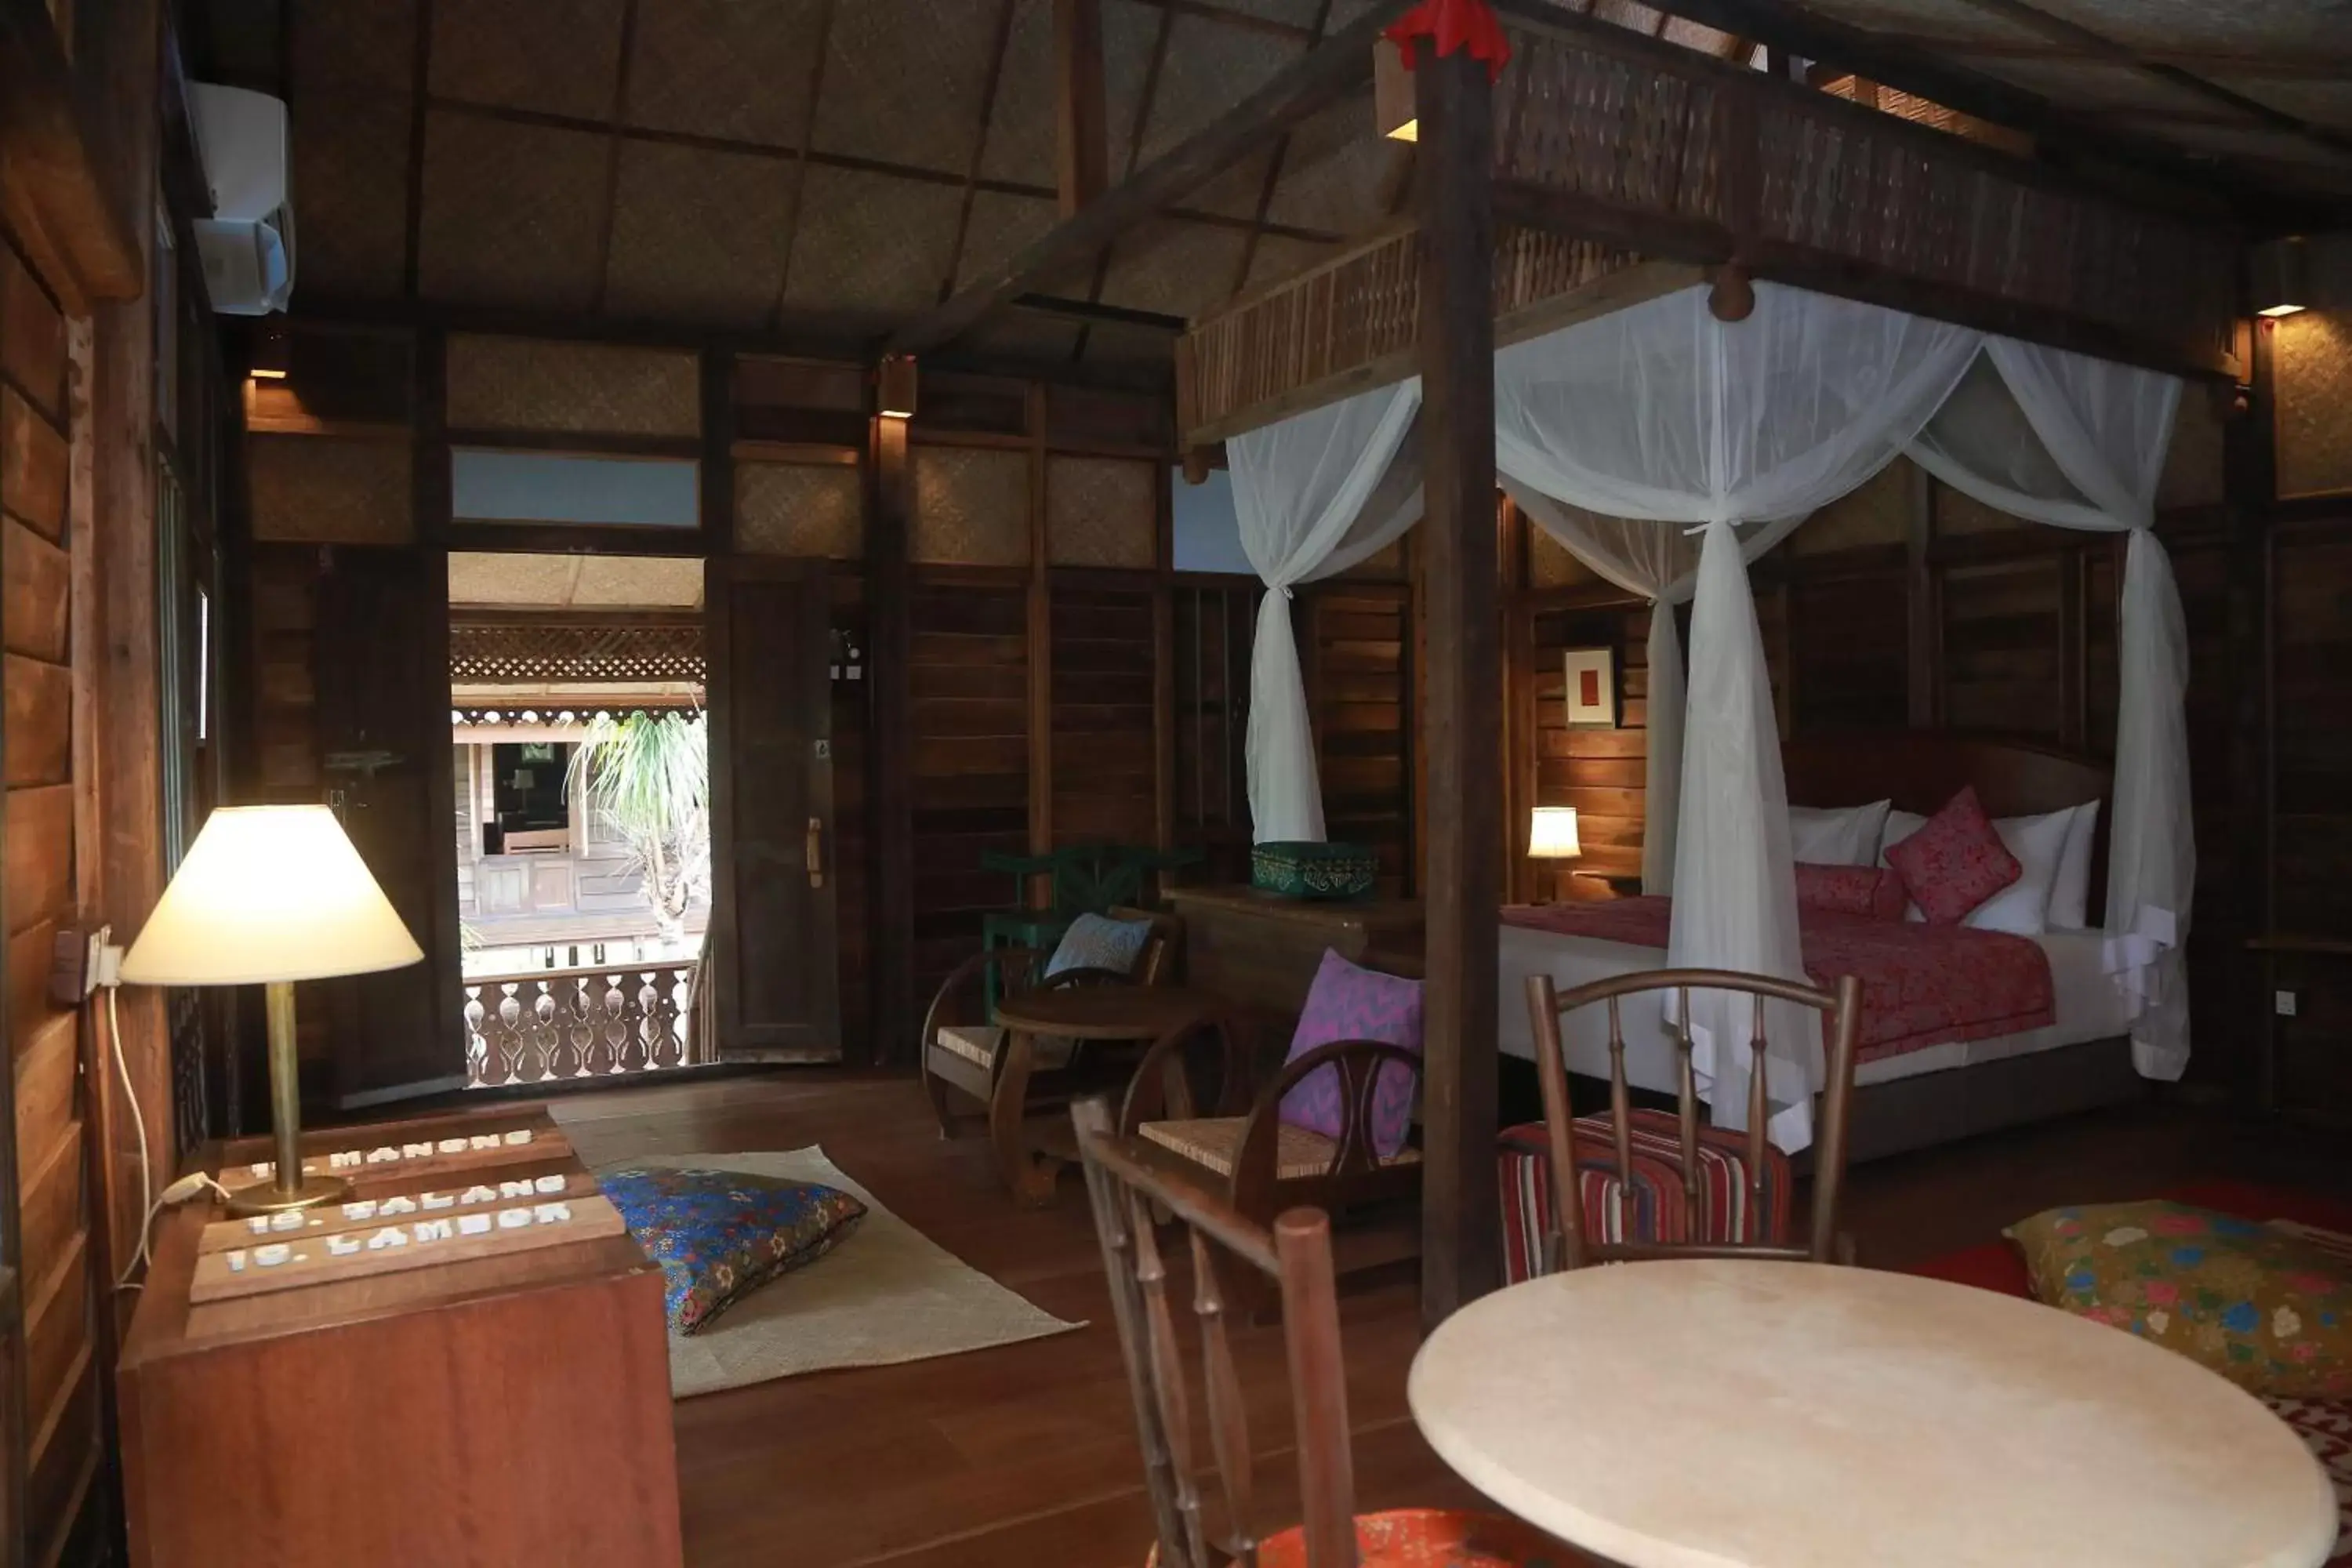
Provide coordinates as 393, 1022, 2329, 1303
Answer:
806, 817, 825, 890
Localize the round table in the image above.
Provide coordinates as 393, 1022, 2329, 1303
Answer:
985, 985, 1225, 1207
1408, 1260, 2338, 1568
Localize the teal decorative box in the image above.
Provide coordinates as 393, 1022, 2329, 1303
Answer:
1250, 841, 1378, 900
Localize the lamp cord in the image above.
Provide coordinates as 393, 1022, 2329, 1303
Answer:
106, 985, 154, 1291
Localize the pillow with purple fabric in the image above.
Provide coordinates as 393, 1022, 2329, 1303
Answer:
1276, 949, 1424, 1161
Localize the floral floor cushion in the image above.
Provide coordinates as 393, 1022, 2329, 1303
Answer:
2008, 1200, 2352, 1398
601, 1167, 866, 1334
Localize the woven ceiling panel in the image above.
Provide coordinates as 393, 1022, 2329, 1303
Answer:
1791, 0, 2055, 46
290, 0, 416, 96
626, 0, 825, 146
2158, 391, 2226, 512
1047, 456, 1157, 569
978, 0, 1056, 188
1102, 0, 1171, 172
2154, 123, 2352, 193
604, 142, 797, 328
1135, 14, 1304, 169
2024, 0, 2349, 53
291, 88, 412, 299
417, 110, 608, 310
249, 435, 415, 545
781, 167, 967, 324
955, 191, 1063, 293
1189, 148, 1282, 223
812, 0, 1002, 176
2217, 78, 2352, 134
1966, 57, 2249, 118
1935, 482, 2031, 537
911, 445, 1030, 567
446, 336, 700, 437
430, 0, 627, 122
1592, 1, 1668, 32
1263, 93, 1396, 237
448, 552, 705, 608
2278, 310, 2352, 501
1101, 220, 1250, 320
736, 461, 866, 560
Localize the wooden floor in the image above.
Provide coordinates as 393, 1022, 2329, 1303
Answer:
549, 1074, 2352, 1568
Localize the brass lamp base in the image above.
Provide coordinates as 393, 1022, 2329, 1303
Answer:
227, 1171, 353, 1218
225, 978, 348, 1218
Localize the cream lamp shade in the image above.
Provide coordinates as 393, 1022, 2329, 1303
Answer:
119, 805, 424, 986
1528, 807, 1582, 861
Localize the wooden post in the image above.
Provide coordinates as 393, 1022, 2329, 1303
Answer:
1414, 43, 1501, 1327
1905, 460, 1938, 728
1054, 0, 1109, 219
869, 412, 916, 1065
2227, 324, 2277, 1107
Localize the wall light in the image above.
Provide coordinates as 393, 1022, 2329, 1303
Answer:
2252, 237, 2308, 319
1375, 38, 1417, 142
878, 354, 919, 420
249, 320, 289, 380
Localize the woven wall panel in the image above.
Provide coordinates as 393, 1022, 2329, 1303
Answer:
911, 446, 1030, 567
1529, 524, 1599, 589
430, 0, 626, 120
1793, 458, 1911, 554
1047, 457, 1156, 568
2158, 388, 2227, 510
2278, 309, 2352, 500
626, 0, 826, 147
450, 621, 704, 684
782, 168, 967, 324
1935, 481, 2032, 536
249, 435, 416, 545
604, 142, 797, 328
446, 335, 700, 437
811, 0, 1001, 176
737, 462, 866, 559
291, 86, 412, 300
417, 110, 608, 312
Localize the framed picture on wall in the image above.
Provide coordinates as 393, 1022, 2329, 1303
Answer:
1563, 648, 1617, 729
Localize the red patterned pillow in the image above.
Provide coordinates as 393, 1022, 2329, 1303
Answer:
1886, 786, 2021, 924
1794, 862, 1908, 922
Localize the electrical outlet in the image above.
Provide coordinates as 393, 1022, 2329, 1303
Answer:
2275, 990, 2299, 1018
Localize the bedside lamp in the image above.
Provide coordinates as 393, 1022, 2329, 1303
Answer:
1529, 806, 1581, 903
120, 806, 423, 1215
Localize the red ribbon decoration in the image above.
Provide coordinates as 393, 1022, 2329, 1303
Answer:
1384, 0, 1512, 81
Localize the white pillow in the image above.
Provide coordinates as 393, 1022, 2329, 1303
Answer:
1877, 810, 1927, 868
2046, 800, 2100, 931
1788, 800, 1893, 867
1962, 806, 2079, 936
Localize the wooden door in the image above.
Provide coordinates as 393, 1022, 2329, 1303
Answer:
706, 559, 840, 1060
310, 546, 467, 1105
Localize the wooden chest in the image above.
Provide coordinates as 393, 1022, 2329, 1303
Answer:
118, 1105, 683, 1568
1167, 884, 1425, 1018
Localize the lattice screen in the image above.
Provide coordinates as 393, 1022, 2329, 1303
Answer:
450, 621, 705, 684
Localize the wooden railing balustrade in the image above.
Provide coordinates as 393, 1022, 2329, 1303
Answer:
463, 960, 703, 1087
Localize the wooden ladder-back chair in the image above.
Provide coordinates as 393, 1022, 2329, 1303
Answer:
1523, 969, 1863, 1272
1071, 1098, 1559, 1568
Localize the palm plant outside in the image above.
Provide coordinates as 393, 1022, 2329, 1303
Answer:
565, 710, 711, 943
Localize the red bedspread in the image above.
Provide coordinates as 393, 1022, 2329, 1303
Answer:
1503, 895, 2056, 1065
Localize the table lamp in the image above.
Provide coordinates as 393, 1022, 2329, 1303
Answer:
1528, 806, 1581, 902
120, 805, 423, 1214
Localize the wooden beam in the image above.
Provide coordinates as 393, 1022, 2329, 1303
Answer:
1414, 44, 1501, 1328
0, 0, 141, 309
887, 0, 1409, 356
1904, 460, 1937, 729
1054, 0, 1109, 218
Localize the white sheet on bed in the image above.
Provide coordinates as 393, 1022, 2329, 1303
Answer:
1497, 921, 2135, 1094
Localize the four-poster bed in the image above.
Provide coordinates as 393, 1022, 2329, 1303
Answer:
1187, 0, 2236, 1319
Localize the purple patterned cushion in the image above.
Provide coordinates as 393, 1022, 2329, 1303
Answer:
1276, 949, 1424, 1160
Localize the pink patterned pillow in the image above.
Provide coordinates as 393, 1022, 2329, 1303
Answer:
1794, 862, 1908, 922
1886, 787, 2022, 925
1277, 949, 1423, 1160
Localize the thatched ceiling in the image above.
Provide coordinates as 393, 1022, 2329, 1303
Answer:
195, 0, 2349, 375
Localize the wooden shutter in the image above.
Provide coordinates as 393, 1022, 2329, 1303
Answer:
706, 558, 841, 1060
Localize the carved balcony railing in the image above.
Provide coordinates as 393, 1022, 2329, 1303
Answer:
463, 960, 706, 1088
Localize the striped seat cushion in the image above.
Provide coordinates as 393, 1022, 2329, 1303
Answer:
1140, 1118, 1424, 1182
931, 1025, 1076, 1072
1497, 1109, 1792, 1284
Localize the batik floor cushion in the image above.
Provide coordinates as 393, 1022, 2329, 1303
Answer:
1148, 1508, 1568, 1566
601, 1167, 867, 1334
2009, 1199, 2352, 1398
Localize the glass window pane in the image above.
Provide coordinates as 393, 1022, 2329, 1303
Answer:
452, 448, 699, 529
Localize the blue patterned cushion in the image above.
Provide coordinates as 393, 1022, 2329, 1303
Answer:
599, 1167, 866, 1334
1044, 913, 1153, 978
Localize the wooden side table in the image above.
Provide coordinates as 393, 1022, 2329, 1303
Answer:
118, 1105, 682, 1568
989, 985, 1227, 1206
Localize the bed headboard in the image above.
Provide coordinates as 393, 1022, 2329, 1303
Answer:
1782, 731, 2111, 922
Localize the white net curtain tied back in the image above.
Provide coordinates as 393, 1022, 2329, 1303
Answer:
1224, 281, 2195, 1146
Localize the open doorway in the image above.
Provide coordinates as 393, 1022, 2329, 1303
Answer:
447, 552, 713, 1087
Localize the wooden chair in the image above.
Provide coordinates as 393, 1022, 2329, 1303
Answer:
1116, 1017, 1424, 1296
921, 907, 1183, 1139
1071, 1098, 1562, 1568
1522, 968, 1864, 1271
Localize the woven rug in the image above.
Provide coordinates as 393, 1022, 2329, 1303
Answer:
554, 1134, 1083, 1399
